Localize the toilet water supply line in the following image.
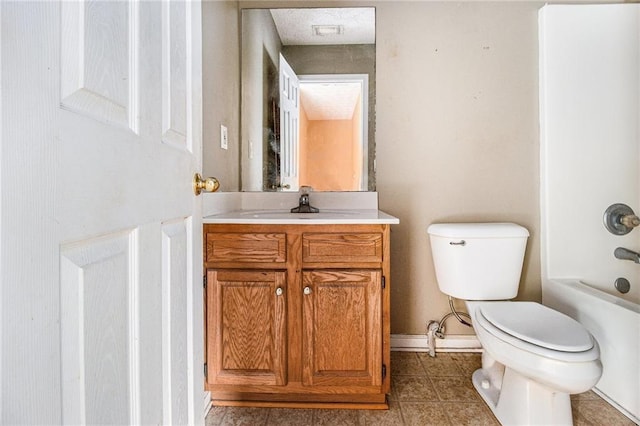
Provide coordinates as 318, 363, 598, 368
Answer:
426, 297, 472, 357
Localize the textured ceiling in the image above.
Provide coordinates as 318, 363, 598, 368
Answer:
269, 8, 375, 46
300, 82, 362, 121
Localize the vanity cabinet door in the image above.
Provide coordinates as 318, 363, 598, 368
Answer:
301, 270, 382, 388
206, 269, 287, 387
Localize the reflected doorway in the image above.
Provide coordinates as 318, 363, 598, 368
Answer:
297, 74, 368, 191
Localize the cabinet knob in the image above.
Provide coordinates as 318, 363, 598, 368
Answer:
303, 286, 312, 295
275, 287, 284, 296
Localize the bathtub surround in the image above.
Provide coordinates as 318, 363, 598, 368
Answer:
539, 4, 640, 423
539, 4, 640, 304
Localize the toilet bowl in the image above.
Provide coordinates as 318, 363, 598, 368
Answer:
468, 300, 602, 425
427, 223, 603, 425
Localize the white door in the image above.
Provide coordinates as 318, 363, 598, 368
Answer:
279, 53, 300, 192
1, 1, 206, 424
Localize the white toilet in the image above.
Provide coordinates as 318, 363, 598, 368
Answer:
428, 223, 602, 426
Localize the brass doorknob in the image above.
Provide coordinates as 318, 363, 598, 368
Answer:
193, 173, 220, 195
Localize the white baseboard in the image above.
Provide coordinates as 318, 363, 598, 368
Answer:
390, 334, 482, 353
203, 391, 212, 418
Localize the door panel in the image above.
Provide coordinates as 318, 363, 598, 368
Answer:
162, 0, 189, 147
60, 230, 139, 425
162, 219, 190, 425
302, 270, 382, 387
207, 270, 287, 387
60, 1, 136, 129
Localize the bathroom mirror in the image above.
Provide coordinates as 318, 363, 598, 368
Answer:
240, 7, 376, 192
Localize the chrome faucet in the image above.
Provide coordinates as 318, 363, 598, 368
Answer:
614, 247, 640, 264
290, 186, 319, 213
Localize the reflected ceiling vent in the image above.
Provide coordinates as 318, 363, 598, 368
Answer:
269, 8, 374, 45
312, 25, 344, 36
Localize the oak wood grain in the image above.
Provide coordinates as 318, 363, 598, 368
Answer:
205, 233, 286, 263
302, 233, 383, 263
204, 223, 391, 408
207, 269, 287, 386
302, 270, 382, 387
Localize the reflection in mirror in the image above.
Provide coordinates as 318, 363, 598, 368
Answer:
241, 8, 376, 192
298, 74, 368, 191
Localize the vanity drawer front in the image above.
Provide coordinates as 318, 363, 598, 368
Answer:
206, 233, 287, 263
302, 233, 383, 263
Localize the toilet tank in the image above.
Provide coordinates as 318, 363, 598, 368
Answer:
427, 223, 529, 300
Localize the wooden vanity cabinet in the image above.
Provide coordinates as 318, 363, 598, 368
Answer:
204, 223, 391, 409
207, 269, 287, 387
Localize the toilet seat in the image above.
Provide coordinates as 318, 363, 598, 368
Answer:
475, 302, 598, 362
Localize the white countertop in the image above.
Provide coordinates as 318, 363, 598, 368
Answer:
203, 209, 399, 225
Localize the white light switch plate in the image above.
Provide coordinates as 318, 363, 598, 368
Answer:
220, 125, 228, 150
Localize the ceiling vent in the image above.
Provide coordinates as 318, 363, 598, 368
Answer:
312, 25, 344, 36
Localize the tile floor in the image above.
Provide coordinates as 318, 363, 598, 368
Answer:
205, 351, 637, 426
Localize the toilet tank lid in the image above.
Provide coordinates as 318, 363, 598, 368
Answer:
427, 223, 529, 238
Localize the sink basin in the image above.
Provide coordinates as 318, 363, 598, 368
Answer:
237, 209, 361, 219
203, 208, 399, 224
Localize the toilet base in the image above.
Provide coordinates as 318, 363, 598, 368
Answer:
472, 367, 573, 425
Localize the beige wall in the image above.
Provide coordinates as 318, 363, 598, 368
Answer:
240, 9, 282, 190
375, 1, 541, 334
214, 1, 543, 336
202, 1, 240, 191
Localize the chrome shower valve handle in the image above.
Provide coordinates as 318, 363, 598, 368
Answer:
604, 203, 640, 235
620, 214, 640, 229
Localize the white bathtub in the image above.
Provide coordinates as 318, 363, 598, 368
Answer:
543, 278, 640, 423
